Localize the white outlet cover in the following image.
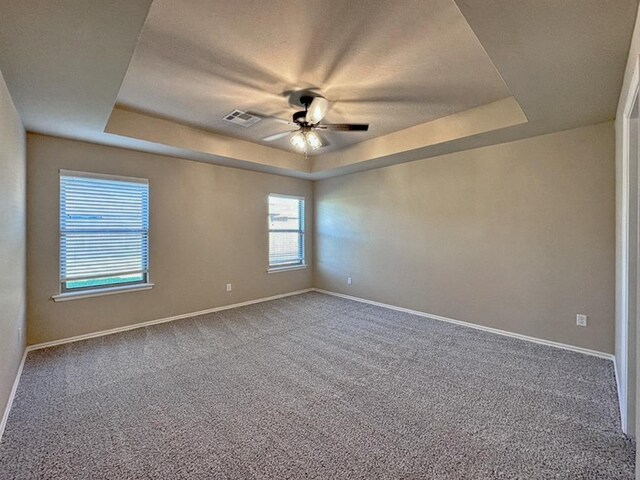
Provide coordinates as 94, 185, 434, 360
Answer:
576, 314, 588, 327
347, 277, 352, 285
226, 283, 232, 292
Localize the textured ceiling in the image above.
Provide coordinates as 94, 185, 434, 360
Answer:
116, 0, 512, 154
0, 0, 637, 178
0, 0, 153, 141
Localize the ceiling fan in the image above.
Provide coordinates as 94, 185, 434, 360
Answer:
261, 94, 369, 152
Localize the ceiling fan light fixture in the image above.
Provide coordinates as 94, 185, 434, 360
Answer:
290, 131, 307, 151
305, 131, 322, 150
306, 97, 330, 124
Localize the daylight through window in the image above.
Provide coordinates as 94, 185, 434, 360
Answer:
59, 171, 149, 292
268, 194, 305, 268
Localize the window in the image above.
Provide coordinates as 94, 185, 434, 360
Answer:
268, 194, 305, 269
59, 170, 149, 294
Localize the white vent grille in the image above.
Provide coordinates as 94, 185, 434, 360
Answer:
223, 110, 261, 127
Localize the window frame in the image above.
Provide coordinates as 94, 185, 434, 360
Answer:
53, 169, 153, 301
267, 193, 306, 272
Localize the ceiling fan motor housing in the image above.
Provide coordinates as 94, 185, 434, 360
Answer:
299, 95, 314, 108
292, 110, 307, 125
292, 95, 316, 125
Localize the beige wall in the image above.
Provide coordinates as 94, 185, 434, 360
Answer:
314, 122, 615, 354
0, 70, 26, 422
27, 134, 313, 344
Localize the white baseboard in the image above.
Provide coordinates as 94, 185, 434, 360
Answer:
0, 348, 27, 443
313, 288, 615, 361
27, 288, 314, 352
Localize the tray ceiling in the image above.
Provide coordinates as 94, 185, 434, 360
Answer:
115, 0, 513, 154
0, 0, 637, 178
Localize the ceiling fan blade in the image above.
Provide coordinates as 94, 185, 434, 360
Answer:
316, 132, 330, 147
247, 112, 296, 126
272, 117, 297, 126
306, 97, 331, 124
316, 123, 369, 132
262, 130, 296, 142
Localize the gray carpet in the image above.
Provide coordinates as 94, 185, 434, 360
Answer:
0, 292, 635, 479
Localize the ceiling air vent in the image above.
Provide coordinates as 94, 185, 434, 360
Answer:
223, 110, 261, 127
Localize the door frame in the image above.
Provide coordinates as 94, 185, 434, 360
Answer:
619, 55, 640, 436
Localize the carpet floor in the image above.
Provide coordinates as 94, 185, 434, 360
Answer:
0, 292, 635, 479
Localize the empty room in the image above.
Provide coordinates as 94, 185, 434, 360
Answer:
1, 0, 640, 478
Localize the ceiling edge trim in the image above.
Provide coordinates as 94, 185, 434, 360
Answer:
105, 107, 310, 174
312, 96, 528, 173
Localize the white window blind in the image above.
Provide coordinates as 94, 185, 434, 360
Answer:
59, 171, 149, 292
268, 194, 305, 267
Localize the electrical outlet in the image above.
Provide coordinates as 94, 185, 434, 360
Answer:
226, 283, 232, 292
347, 276, 352, 285
576, 314, 588, 327
18, 327, 22, 342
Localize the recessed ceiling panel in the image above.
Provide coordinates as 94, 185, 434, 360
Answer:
116, 0, 512, 154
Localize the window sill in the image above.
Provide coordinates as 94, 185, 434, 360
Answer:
52, 283, 154, 302
267, 264, 307, 274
